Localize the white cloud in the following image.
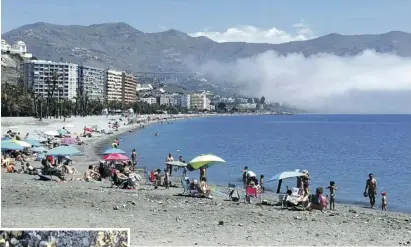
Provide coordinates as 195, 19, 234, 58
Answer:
189, 22, 315, 44
190, 50, 411, 114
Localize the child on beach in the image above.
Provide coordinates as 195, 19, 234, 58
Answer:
381, 192, 387, 211
327, 181, 337, 210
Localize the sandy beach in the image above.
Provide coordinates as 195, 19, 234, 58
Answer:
2, 115, 411, 246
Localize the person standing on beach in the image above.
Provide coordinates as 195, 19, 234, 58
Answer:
365, 173, 377, 208
166, 153, 174, 176
327, 181, 337, 210
131, 149, 137, 170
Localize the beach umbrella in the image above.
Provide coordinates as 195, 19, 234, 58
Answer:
103, 148, 126, 154
24, 138, 41, 147
1, 139, 31, 148
57, 129, 68, 135
1, 141, 24, 151
46, 145, 81, 156
187, 154, 226, 170
165, 161, 187, 167
103, 153, 129, 161
32, 146, 47, 153
266, 171, 305, 193
44, 130, 60, 136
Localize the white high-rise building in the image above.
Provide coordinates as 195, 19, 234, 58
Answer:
78, 65, 106, 101
106, 69, 123, 102
190, 93, 208, 110
20, 60, 78, 100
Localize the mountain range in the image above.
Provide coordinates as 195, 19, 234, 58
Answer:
2, 22, 411, 74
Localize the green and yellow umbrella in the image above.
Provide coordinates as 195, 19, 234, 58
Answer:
187, 154, 226, 171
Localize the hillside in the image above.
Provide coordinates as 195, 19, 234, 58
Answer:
1, 53, 25, 84
2, 22, 411, 75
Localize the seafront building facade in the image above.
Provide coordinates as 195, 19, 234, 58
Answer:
78, 65, 106, 101
106, 69, 123, 102
190, 93, 209, 110
121, 72, 137, 104
20, 60, 78, 100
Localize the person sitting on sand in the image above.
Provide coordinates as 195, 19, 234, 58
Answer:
365, 173, 377, 209
153, 168, 162, 189
84, 165, 101, 182
62, 162, 80, 180
308, 187, 327, 212
24, 162, 37, 175
76, 136, 84, 145
199, 177, 212, 198
6, 163, 17, 173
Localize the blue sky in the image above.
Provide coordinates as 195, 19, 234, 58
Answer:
2, 0, 411, 36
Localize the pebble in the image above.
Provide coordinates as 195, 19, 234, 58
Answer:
82, 237, 90, 246
218, 221, 224, 225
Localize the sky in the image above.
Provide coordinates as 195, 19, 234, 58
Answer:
1, 0, 411, 113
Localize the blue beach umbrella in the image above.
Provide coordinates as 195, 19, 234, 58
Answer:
32, 146, 47, 153
103, 148, 126, 155
46, 146, 81, 156
1, 141, 25, 151
25, 138, 41, 147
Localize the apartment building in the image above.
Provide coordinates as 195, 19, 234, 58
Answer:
140, 97, 157, 105
78, 65, 106, 101
190, 93, 209, 110
106, 69, 123, 102
173, 94, 191, 109
20, 60, 78, 100
122, 72, 137, 104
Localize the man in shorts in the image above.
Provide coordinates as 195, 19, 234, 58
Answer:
364, 173, 377, 208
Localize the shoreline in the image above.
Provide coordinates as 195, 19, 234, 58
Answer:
2, 114, 411, 246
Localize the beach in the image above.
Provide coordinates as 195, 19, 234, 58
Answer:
2, 115, 411, 246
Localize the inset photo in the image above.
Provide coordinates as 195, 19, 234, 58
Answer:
0, 229, 129, 247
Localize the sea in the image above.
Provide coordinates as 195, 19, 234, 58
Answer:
107, 114, 411, 213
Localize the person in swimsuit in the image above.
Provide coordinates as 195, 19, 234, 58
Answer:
364, 173, 377, 208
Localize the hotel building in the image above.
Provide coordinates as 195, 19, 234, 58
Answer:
20, 60, 78, 100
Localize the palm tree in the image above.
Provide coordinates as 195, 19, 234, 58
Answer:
45, 72, 61, 118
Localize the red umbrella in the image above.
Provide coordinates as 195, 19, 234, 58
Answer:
103, 153, 129, 161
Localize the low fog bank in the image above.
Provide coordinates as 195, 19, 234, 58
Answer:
188, 50, 411, 114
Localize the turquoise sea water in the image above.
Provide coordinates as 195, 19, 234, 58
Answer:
107, 115, 411, 213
